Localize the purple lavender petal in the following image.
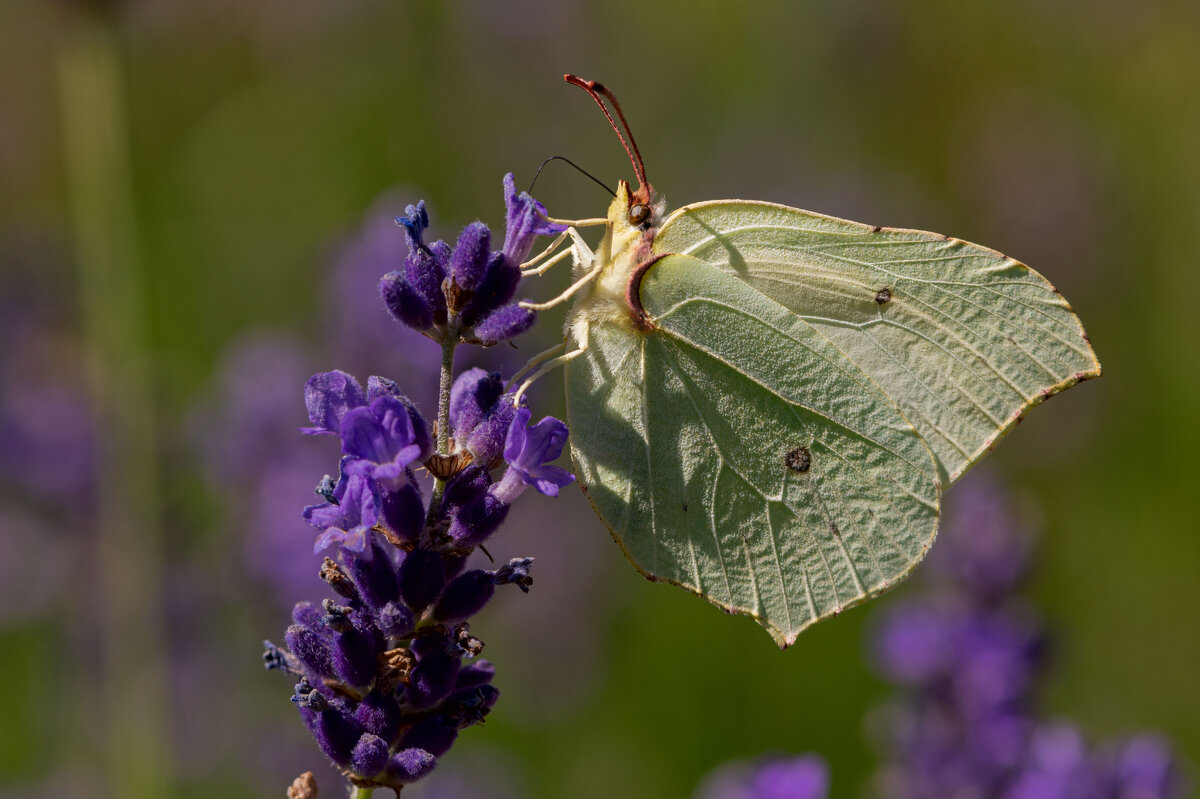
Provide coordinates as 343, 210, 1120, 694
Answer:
497, 409, 575, 499
305, 474, 380, 557
301, 370, 366, 435
502, 172, 567, 265
340, 395, 431, 492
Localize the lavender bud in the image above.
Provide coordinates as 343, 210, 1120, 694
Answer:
351, 733, 390, 776
341, 542, 399, 611
408, 650, 460, 709
354, 691, 401, 741
380, 271, 434, 331
380, 480, 424, 545
311, 707, 362, 767
376, 601, 415, 639
433, 570, 497, 624
460, 253, 519, 326
367, 375, 403, 401
473, 304, 536, 344
331, 628, 377, 688
398, 547, 446, 613
456, 659, 495, 689
446, 491, 509, 549
285, 624, 335, 679
292, 601, 323, 628
448, 369, 502, 441
387, 748, 438, 784
398, 716, 459, 757
449, 222, 492, 291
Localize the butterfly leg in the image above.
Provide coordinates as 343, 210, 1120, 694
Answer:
543, 215, 608, 228
509, 326, 590, 407
521, 230, 570, 272
518, 259, 604, 311
521, 244, 574, 277
507, 341, 567, 387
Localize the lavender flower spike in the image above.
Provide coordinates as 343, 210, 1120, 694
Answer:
502, 172, 567, 265
493, 407, 575, 503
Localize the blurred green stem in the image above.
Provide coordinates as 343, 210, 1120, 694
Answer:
58, 10, 169, 799
351, 788, 375, 799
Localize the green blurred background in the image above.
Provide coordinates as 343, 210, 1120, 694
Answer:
1, 1, 1197, 797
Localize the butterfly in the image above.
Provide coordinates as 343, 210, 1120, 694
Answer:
513, 75, 1100, 647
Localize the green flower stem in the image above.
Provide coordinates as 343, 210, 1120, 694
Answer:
426, 324, 458, 524
351, 787, 375, 799
57, 9, 169, 798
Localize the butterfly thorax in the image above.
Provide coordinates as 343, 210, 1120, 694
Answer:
566, 180, 663, 344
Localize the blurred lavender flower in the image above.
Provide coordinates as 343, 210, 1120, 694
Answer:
0, 243, 93, 623
868, 473, 1188, 799
265, 179, 572, 792
693, 754, 829, 799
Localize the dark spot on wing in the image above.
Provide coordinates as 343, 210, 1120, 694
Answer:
875, 287, 892, 305
785, 446, 811, 473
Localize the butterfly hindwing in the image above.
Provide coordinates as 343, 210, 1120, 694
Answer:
566, 255, 940, 646
653, 201, 1101, 487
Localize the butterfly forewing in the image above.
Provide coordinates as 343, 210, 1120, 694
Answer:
566, 255, 940, 646
653, 201, 1101, 487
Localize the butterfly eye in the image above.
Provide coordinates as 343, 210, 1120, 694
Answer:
628, 204, 651, 226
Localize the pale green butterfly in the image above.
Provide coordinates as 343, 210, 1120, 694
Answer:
512, 75, 1100, 647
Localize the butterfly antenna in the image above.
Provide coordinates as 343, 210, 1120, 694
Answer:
528, 155, 616, 197
564, 74, 649, 192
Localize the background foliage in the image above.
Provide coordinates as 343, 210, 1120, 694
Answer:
1, 1, 1197, 797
